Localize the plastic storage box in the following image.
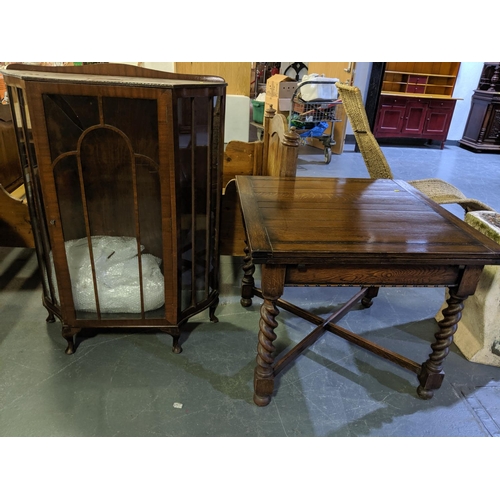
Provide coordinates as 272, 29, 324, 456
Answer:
252, 100, 265, 123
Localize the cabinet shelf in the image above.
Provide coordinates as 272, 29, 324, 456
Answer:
381, 62, 460, 99
381, 91, 458, 99
384, 71, 457, 79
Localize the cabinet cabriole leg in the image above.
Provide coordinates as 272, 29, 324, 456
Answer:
209, 296, 219, 323
62, 325, 80, 355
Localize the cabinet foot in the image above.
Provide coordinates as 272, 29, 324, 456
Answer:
209, 297, 219, 323
172, 334, 183, 353
172, 343, 183, 354
62, 325, 80, 355
162, 328, 183, 354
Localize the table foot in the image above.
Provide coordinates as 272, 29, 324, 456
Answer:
254, 368, 274, 406
361, 286, 379, 308
417, 366, 444, 399
253, 392, 271, 407
416, 385, 434, 400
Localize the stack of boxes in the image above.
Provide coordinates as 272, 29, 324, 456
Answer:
252, 75, 297, 124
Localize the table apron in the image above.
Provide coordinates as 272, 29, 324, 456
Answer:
284, 264, 462, 287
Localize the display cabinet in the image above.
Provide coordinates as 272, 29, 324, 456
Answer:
1, 63, 226, 354
373, 62, 460, 147
459, 62, 500, 153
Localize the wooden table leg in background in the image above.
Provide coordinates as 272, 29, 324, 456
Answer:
240, 238, 256, 307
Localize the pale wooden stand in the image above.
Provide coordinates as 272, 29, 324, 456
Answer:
219, 107, 300, 256
0, 106, 34, 248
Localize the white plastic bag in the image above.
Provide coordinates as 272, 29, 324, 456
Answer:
298, 74, 339, 101
49, 236, 165, 314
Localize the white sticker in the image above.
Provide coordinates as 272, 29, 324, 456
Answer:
173, 402, 183, 409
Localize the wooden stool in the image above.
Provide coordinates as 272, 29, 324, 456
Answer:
437, 211, 500, 366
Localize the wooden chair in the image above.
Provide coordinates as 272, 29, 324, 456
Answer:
0, 106, 34, 247
335, 82, 494, 213
220, 107, 300, 256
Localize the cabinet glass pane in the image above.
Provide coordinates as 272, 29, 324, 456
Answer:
45, 94, 165, 320
10, 88, 58, 307
177, 95, 217, 312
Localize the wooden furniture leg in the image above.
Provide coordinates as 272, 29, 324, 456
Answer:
254, 298, 280, 406
417, 288, 465, 399
240, 239, 256, 307
253, 265, 285, 406
62, 325, 81, 355
171, 328, 182, 354
161, 327, 183, 354
209, 296, 219, 323
361, 286, 379, 308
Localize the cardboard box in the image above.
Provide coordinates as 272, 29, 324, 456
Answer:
264, 75, 297, 113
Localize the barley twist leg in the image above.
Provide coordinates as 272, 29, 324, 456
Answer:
240, 240, 255, 307
417, 289, 465, 399
253, 298, 280, 406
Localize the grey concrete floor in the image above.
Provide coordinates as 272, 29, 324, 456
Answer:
2, 142, 500, 439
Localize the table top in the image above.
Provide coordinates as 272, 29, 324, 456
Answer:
236, 176, 500, 266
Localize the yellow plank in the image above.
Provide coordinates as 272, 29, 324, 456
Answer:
10, 184, 26, 202
174, 62, 251, 96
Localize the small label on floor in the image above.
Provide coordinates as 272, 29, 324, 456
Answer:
173, 402, 183, 409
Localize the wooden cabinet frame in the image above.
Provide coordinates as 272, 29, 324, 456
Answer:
1, 63, 227, 355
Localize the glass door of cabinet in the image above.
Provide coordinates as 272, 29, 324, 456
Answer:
43, 92, 165, 321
